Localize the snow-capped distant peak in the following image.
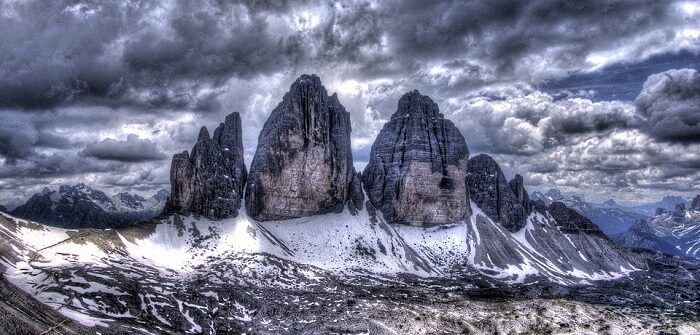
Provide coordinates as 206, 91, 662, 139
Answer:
10, 184, 168, 229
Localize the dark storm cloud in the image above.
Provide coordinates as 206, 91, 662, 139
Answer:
460, 93, 638, 156
1, 0, 699, 204
2, 0, 693, 111
381, 0, 685, 79
541, 51, 700, 101
0, 152, 126, 179
80, 134, 167, 162
0, 1, 311, 110
635, 68, 700, 142
547, 102, 639, 135
0, 114, 36, 161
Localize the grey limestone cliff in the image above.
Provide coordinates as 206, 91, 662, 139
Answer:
245, 74, 360, 221
362, 90, 470, 226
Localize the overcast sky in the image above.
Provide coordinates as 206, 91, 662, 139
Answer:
1, 0, 699, 208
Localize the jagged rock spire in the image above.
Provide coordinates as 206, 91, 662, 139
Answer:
467, 154, 527, 232
165, 112, 247, 220
509, 174, 532, 215
362, 90, 470, 226
245, 74, 362, 221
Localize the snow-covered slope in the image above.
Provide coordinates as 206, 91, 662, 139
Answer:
1, 200, 639, 283
0, 201, 644, 332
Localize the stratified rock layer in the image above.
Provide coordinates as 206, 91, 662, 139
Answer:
245, 74, 360, 221
165, 112, 247, 219
362, 91, 470, 226
467, 154, 526, 232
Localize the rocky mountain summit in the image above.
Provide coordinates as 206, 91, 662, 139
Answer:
10, 184, 167, 229
467, 154, 530, 232
362, 90, 470, 226
165, 112, 247, 220
245, 74, 361, 221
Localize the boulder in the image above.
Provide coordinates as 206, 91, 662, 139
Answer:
245, 74, 360, 221
467, 154, 526, 232
362, 90, 470, 226
165, 112, 247, 219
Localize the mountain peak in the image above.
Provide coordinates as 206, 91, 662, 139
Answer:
545, 188, 565, 200
167, 111, 247, 220
288, 74, 327, 100
467, 153, 528, 232
11, 184, 166, 229
364, 90, 469, 226
245, 75, 358, 221
392, 90, 441, 119
197, 126, 210, 142
152, 189, 170, 202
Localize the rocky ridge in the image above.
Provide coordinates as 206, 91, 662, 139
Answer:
547, 201, 606, 236
362, 90, 470, 226
245, 74, 361, 221
165, 112, 247, 220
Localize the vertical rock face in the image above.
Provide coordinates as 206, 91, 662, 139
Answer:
245, 74, 360, 221
362, 90, 470, 226
509, 174, 532, 214
467, 154, 526, 232
165, 112, 247, 220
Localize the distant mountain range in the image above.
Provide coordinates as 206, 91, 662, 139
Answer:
7, 183, 168, 229
614, 199, 700, 259
529, 188, 700, 258
530, 189, 648, 235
